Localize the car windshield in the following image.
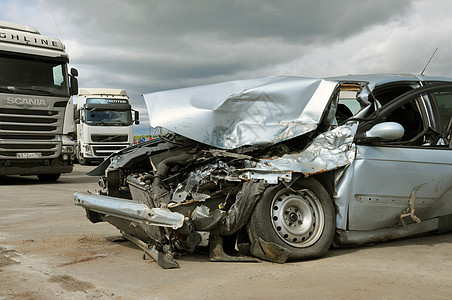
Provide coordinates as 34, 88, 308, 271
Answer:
0, 54, 69, 97
85, 109, 132, 126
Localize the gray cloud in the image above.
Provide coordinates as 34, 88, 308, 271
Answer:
49, 0, 413, 41
1, 0, 451, 134
37, 0, 417, 84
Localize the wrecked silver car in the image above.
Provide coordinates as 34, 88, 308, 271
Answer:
74, 74, 452, 268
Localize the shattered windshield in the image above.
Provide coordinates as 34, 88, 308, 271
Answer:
85, 109, 132, 126
0, 54, 69, 97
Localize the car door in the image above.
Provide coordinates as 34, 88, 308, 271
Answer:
337, 83, 452, 231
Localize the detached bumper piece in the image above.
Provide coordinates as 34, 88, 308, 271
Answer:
74, 191, 260, 268
74, 192, 184, 229
121, 231, 179, 269
74, 192, 184, 268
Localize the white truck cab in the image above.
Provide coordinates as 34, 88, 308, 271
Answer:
75, 88, 139, 164
0, 20, 78, 181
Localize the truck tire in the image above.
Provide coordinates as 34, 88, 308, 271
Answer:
247, 177, 335, 260
37, 173, 61, 182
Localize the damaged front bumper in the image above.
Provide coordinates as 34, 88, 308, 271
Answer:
74, 192, 185, 229
73, 178, 270, 268
74, 191, 191, 268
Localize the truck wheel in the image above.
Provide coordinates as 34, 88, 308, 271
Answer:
247, 177, 335, 260
37, 173, 61, 182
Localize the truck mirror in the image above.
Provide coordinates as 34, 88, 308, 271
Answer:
134, 110, 140, 125
74, 109, 81, 124
70, 68, 78, 76
70, 68, 79, 95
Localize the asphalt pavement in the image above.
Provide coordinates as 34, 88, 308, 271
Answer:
1, 165, 451, 299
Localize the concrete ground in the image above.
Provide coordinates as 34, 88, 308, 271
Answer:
0, 165, 451, 299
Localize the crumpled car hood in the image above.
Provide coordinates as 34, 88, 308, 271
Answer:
144, 76, 339, 149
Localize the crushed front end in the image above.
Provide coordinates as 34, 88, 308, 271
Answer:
74, 76, 359, 268
74, 135, 293, 268
74, 120, 357, 268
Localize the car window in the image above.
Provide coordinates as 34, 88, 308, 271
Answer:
337, 82, 420, 126
430, 90, 452, 133
356, 84, 452, 147
384, 95, 425, 143
371, 82, 419, 107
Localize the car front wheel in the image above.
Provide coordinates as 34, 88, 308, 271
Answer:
247, 177, 335, 260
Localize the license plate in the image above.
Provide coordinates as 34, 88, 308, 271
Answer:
16, 152, 42, 158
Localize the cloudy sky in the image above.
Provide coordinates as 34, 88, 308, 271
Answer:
1, 0, 451, 134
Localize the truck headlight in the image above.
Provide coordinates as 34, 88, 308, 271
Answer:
62, 146, 74, 153
84, 145, 92, 155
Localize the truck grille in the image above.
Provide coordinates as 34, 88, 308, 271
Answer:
92, 145, 128, 157
0, 124, 57, 131
0, 108, 58, 116
91, 134, 129, 143
0, 150, 56, 157
0, 105, 63, 159
0, 134, 56, 140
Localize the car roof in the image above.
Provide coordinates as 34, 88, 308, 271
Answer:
326, 73, 452, 86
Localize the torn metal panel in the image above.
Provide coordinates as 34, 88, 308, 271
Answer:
397, 187, 422, 230
144, 76, 339, 149
240, 123, 357, 178
238, 170, 292, 185
74, 192, 184, 229
249, 237, 290, 264
209, 228, 260, 262
185, 160, 239, 191
219, 180, 267, 236
88, 137, 177, 176
191, 206, 226, 231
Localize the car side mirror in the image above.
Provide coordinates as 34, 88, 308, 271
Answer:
365, 122, 405, 140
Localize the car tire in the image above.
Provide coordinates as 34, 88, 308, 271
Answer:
37, 173, 61, 182
247, 177, 335, 260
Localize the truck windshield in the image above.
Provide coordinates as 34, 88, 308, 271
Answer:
85, 109, 132, 126
0, 54, 69, 97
